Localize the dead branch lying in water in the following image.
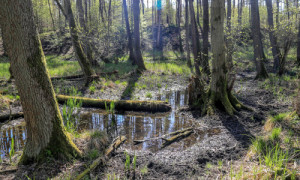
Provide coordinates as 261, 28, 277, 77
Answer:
133, 127, 194, 147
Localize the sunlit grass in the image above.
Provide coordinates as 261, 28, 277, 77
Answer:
145, 61, 191, 75
0, 55, 81, 79
46, 55, 81, 77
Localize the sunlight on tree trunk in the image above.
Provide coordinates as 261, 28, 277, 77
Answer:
0, 0, 81, 164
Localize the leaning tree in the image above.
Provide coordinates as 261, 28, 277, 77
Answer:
0, 0, 81, 164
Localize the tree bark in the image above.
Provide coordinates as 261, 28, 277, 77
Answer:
266, 0, 281, 73
123, 0, 135, 64
189, 0, 202, 76
210, 0, 236, 116
133, 0, 146, 71
250, 0, 268, 79
55, 0, 96, 82
297, 15, 300, 66
202, 0, 210, 74
177, 0, 184, 55
76, 0, 98, 67
0, 0, 81, 164
185, 0, 192, 67
226, 0, 233, 72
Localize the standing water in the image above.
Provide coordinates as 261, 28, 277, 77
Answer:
0, 90, 220, 159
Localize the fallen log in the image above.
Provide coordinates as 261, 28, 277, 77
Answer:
162, 130, 193, 148
74, 136, 126, 180
56, 95, 171, 112
50, 70, 118, 81
133, 127, 193, 144
0, 112, 24, 123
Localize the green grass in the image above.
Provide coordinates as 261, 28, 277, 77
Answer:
271, 112, 290, 123
145, 61, 191, 75
46, 55, 81, 77
270, 127, 281, 141
0, 55, 81, 79
0, 56, 10, 79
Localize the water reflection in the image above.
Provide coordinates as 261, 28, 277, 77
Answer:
0, 90, 220, 158
0, 125, 26, 160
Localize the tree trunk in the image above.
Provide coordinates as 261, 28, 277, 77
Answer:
133, 0, 146, 71
297, 15, 300, 66
202, 0, 209, 74
189, 0, 202, 76
123, 0, 135, 64
76, 0, 98, 67
177, 0, 184, 55
265, 0, 281, 73
250, 0, 268, 79
55, 0, 96, 82
185, 0, 192, 67
226, 0, 234, 74
48, 0, 56, 31
0, 0, 81, 164
210, 0, 236, 116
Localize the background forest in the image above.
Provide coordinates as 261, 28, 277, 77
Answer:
0, 0, 299, 179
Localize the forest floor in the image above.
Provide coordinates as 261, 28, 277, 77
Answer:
0, 39, 299, 179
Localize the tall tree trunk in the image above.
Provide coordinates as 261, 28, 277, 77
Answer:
185, 0, 192, 67
250, 0, 268, 79
123, 0, 135, 64
209, 0, 244, 115
266, 0, 281, 73
0, 0, 81, 164
227, 0, 233, 72
55, 0, 96, 81
177, 0, 184, 55
153, 0, 163, 59
133, 0, 146, 71
297, 15, 300, 66
202, 0, 209, 74
48, 0, 56, 31
189, 0, 201, 76
238, 0, 243, 26
276, 0, 279, 26
76, 0, 98, 66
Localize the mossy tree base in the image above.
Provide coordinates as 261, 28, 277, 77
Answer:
188, 76, 250, 116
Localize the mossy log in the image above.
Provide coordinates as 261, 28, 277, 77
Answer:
162, 130, 193, 148
56, 95, 171, 112
50, 70, 118, 81
0, 112, 24, 123
134, 127, 193, 144
75, 136, 126, 180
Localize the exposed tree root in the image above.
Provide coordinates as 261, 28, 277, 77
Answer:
188, 76, 251, 116
56, 95, 171, 112
74, 136, 126, 180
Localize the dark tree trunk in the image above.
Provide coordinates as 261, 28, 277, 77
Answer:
250, 0, 268, 79
123, 0, 135, 64
297, 16, 300, 66
177, 0, 184, 55
266, 0, 281, 73
133, 0, 146, 71
0, 0, 81, 164
55, 0, 96, 81
227, 0, 233, 72
185, 0, 192, 67
202, 0, 209, 74
189, 0, 202, 76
